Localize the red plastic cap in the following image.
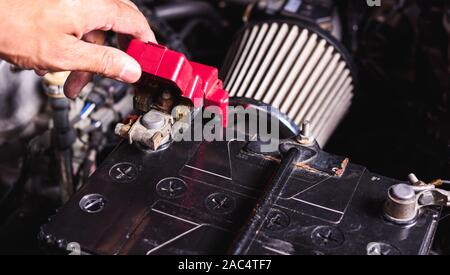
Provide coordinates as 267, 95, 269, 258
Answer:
126, 39, 229, 127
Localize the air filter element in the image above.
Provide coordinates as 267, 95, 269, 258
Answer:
221, 20, 355, 145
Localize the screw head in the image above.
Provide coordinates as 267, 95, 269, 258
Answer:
264, 209, 290, 231
367, 242, 401, 255
67, 242, 81, 255
311, 226, 345, 249
205, 193, 235, 215
109, 162, 138, 183
156, 177, 187, 199
79, 194, 107, 213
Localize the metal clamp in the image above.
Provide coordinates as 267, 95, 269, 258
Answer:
384, 174, 449, 224
115, 110, 174, 151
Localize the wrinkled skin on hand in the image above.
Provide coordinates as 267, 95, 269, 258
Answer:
0, 0, 156, 98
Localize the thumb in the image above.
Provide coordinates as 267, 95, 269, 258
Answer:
71, 39, 142, 83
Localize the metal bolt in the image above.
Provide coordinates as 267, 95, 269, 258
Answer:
390, 183, 415, 201
298, 120, 314, 145
301, 120, 312, 138
109, 162, 138, 183
311, 226, 345, 249
264, 209, 290, 231
156, 177, 187, 199
67, 242, 81, 255
408, 173, 419, 185
141, 111, 166, 129
367, 242, 400, 255
205, 193, 235, 215
79, 194, 107, 213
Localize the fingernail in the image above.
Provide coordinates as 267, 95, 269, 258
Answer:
119, 59, 141, 83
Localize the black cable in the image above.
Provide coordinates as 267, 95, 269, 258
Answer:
229, 147, 299, 255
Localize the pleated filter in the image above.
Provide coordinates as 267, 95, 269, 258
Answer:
221, 21, 355, 146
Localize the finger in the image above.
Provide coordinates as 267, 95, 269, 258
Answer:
63, 31, 105, 98
64, 71, 93, 99
68, 38, 142, 84
116, 0, 158, 45
83, 30, 106, 45
34, 69, 48, 76
118, 0, 140, 11
84, 0, 156, 43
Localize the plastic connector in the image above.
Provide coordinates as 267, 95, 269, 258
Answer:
126, 40, 229, 127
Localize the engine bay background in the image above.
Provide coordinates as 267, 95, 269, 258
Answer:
0, 0, 448, 255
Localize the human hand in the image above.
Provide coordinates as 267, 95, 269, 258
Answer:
0, 0, 156, 98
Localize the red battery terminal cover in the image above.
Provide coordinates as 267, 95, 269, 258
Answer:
126, 39, 229, 127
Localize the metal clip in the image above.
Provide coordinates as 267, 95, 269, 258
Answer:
383, 173, 449, 224
417, 188, 450, 208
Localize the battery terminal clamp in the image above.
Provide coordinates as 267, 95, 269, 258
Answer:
384, 173, 449, 224
115, 40, 230, 151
